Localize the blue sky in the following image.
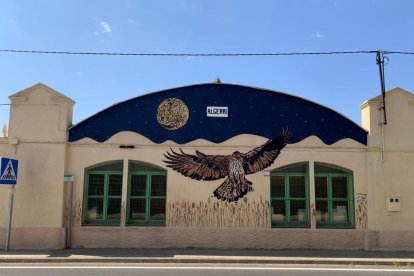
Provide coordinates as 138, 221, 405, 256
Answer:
1, 0, 413, 127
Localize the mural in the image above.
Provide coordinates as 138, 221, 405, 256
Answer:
356, 193, 368, 229
68, 83, 367, 145
156, 98, 189, 130
72, 200, 82, 227
164, 130, 291, 202
167, 196, 270, 228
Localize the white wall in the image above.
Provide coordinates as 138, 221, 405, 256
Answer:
0, 84, 74, 249
361, 88, 414, 232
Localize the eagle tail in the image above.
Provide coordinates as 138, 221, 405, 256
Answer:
213, 178, 253, 202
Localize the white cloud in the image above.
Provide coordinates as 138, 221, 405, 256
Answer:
93, 20, 112, 37
311, 31, 326, 39
100, 21, 112, 33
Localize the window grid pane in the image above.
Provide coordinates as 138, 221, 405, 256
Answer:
108, 174, 122, 196
130, 174, 147, 196
88, 174, 105, 196
290, 200, 306, 222
315, 200, 329, 222
86, 198, 104, 220
271, 176, 285, 198
271, 200, 286, 222
107, 198, 121, 219
151, 175, 167, 197
315, 176, 327, 198
332, 176, 348, 199
129, 199, 146, 220
150, 199, 166, 220
289, 176, 305, 198
332, 201, 349, 223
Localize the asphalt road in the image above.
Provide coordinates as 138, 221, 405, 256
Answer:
0, 264, 414, 276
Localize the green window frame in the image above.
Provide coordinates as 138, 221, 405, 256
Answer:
127, 162, 167, 226
270, 163, 310, 228
315, 164, 355, 228
83, 161, 123, 226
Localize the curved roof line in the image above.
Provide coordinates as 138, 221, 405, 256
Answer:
69, 82, 362, 130
68, 82, 367, 145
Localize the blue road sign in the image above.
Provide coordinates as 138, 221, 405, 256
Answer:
0, 158, 18, 185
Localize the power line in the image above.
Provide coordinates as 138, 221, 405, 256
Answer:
384, 51, 414, 55
0, 49, 413, 57
0, 49, 380, 57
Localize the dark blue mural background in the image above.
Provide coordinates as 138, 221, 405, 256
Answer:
68, 83, 367, 145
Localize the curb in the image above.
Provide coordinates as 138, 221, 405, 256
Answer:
0, 257, 413, 266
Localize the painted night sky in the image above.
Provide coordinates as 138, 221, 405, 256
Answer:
68, 83, 367, 145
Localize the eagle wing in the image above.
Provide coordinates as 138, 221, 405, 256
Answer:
242, 129, 292, 175
164, 149, 229, 181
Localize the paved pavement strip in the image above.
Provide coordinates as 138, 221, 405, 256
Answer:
1, 249, 414, 266
0, 254, 414, 266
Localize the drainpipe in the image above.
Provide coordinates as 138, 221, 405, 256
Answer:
64, 176, 74, 248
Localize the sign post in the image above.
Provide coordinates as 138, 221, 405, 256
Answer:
6, 186, 15, 252
0, 157, 19, 252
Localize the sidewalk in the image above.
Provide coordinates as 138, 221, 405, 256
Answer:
1, 248, 414, 266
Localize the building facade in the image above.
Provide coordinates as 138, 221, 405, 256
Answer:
0, 82, 413, 250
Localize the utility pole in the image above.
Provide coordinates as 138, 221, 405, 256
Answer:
376, 51, 387, 125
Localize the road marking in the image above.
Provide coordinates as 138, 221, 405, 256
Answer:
0, 266, 414, 272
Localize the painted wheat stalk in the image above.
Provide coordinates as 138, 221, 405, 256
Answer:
166, 198, 271, 228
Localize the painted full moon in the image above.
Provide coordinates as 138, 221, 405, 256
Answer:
157, 98, 189, 130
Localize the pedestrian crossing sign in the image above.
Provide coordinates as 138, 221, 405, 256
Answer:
0, 157, 18, 185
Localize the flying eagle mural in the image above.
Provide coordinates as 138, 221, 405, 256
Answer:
163, 130, 292, 202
